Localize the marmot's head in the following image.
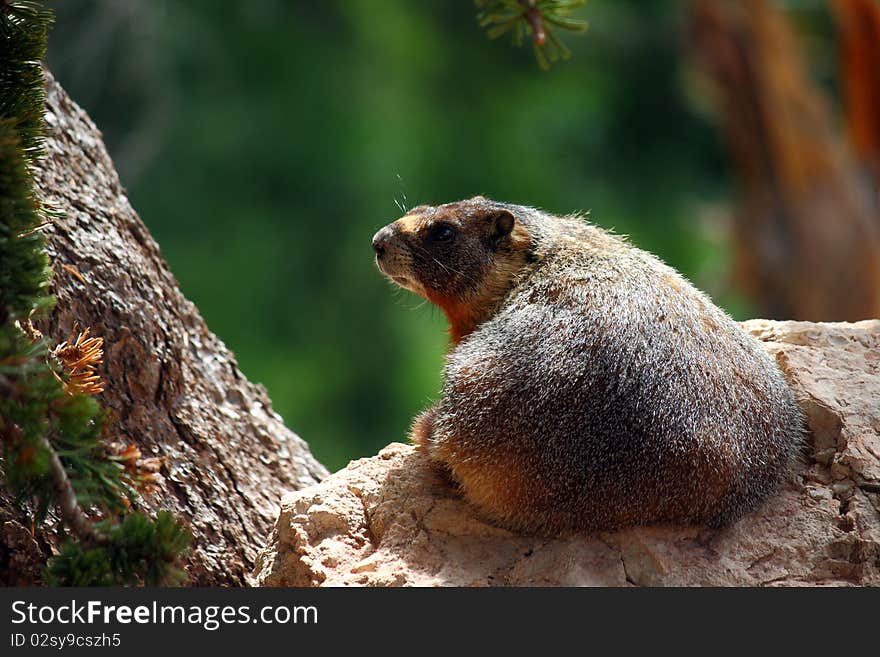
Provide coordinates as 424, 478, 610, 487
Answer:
372, 196, 533, 342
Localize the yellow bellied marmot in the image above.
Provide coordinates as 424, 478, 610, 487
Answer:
371, 196, 804, 535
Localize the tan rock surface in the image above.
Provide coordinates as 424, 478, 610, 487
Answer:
254, 320, 880, 586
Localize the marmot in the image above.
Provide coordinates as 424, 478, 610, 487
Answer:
371, 196, 804, 535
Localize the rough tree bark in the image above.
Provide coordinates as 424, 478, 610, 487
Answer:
0, 72, 327, 586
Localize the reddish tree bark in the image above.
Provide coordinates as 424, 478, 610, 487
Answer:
690, 0, 880, 321
835, 0, 880, 181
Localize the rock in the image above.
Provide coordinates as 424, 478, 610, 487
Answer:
254, 320, 880, 586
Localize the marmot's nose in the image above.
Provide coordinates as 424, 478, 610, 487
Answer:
372, 226, 393, 257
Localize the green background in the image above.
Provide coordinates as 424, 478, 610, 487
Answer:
43, 0, 836, 471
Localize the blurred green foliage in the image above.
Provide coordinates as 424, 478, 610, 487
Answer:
42, 0, 751, 471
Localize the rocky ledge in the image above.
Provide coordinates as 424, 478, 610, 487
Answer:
254, 320, 880, 586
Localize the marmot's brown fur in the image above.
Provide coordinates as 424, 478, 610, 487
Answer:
372, 197, 804, 535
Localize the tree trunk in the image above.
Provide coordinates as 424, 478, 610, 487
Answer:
689, 0, 880, 321
835, 0, 880, 183
1, 72, 327, 586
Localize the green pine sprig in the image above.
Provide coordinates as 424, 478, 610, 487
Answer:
0, 1, 52, 160
0, 119, 51, 318
476, 0, 588, 70
46, 512, 191, 586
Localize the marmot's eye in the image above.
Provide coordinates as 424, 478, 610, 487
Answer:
429, 224, 456, 243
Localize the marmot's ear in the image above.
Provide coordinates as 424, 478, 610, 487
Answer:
493, 210, 515, 238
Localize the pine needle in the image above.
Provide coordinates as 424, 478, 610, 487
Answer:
475, 0, 588, 70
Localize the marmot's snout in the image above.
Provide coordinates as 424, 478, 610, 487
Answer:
371, 224, 393, 258
371, 220, 420, 293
